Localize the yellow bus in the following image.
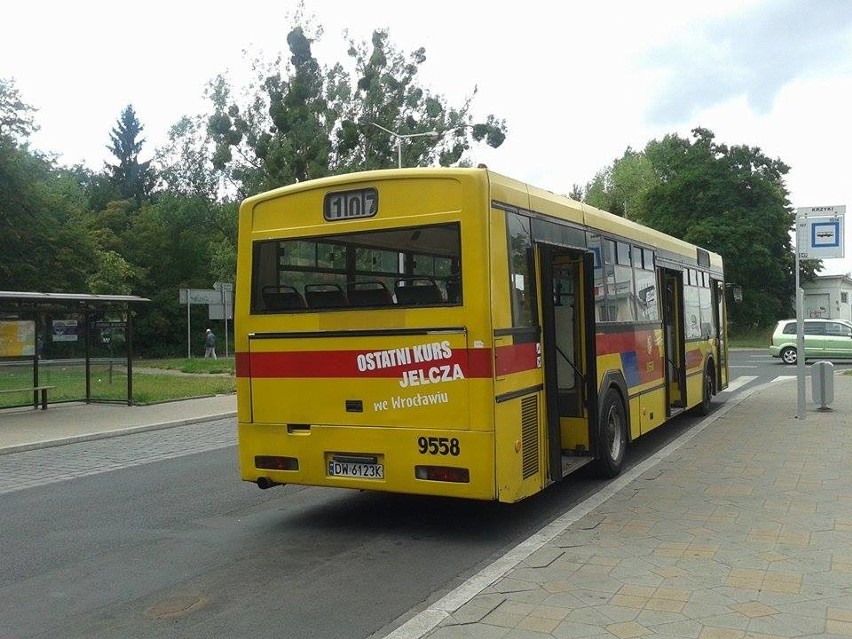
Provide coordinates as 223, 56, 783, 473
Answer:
235, 167, 728, 503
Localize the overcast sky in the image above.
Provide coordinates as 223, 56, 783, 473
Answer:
4, 0, 852, 274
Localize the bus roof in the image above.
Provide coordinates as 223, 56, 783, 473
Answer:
242, 167, 723, 271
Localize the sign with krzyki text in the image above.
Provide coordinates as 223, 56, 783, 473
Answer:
796, 206, 846, 260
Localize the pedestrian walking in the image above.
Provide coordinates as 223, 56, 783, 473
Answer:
204, 328, 217, 359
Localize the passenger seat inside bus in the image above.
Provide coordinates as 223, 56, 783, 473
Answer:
348, 281, 394, 307
304, 283, 350, 308
394, 278, 444, 305
262, 285, 307, 310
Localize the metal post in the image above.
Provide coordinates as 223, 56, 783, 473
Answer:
186, 294, 191, 359
362, 121, 438, 169
32, 318, 39, 409
795, 222, 805, 420
127, 308, 133, 406
84, 309, 91, 403
221, 285, 230, 358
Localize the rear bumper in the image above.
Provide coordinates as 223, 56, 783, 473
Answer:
238, 421, 497, 500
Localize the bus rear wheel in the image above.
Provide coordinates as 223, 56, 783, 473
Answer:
594, 387, 627, 478
695, 364, 714, 416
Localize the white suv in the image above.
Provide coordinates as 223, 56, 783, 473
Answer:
769, 318, 852, 364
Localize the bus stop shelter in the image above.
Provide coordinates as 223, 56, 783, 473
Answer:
0, 292, 150, 409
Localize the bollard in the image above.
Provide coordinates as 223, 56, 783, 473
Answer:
811, 360, 834, 411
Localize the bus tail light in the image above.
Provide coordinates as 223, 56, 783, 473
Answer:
255, 455, 299, 471
415, 465, 470, 483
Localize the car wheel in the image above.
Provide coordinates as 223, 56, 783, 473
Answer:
780, 346, 797, 365
594, 387, 627, 478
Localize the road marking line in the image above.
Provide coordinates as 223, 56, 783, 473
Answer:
720, 375, 757, 393
772, 375, 796, 383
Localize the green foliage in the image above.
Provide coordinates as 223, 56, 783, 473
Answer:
0, 77, 38, 141
207, 25, 335, 195
119, 194, 233, 355
728, 325, 773, 347
155, 115, 222, 200
640, 128, 797, 328
86, 250, 136, 294
207, 15, 507, 196
137, 357, 235, 374
0, 362, 234, 407
0, 125, 98, 291
105, 105, 155, 204
580, 148, 656, 221
341, 28, 506, 172
579, 128, 805, 330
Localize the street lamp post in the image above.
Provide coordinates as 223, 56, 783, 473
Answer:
364, 121, 440, 168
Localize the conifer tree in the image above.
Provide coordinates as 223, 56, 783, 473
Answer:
105, 104, 154, 205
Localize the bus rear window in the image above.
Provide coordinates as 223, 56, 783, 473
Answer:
251, 223, 462, 312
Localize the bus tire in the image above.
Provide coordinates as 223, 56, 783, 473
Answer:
695, 364, 714, 416
594, 387, 627, 478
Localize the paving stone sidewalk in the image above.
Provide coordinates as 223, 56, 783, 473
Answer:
419, 376, 852, 639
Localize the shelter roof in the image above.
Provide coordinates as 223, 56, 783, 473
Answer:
0, 291, 150, 310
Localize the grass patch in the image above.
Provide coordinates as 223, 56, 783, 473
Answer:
729, 327, 773, 348
136, 357, 235, 375
0, 359, 234, 408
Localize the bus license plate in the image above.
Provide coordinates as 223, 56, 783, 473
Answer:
328, 461, 384, 479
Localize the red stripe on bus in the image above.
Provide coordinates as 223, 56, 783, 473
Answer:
685, 349, 704, 369
236, 348, 494, 379
596, 328, 657, 355
597, 328, 664, 386
495, 342, 539, 376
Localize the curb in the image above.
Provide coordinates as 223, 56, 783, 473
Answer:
0, 411, 237, 456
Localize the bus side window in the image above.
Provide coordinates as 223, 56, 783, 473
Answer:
506, 212, 536, 328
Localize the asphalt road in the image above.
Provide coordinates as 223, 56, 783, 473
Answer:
1, 349, 838, 639
0, 437, 616, 639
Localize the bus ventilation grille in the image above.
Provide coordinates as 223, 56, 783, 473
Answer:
521, 395, 538, 479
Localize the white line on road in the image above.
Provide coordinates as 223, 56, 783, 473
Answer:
720, 375, 757, 393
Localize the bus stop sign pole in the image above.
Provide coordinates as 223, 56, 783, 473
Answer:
794, 205, 846, 420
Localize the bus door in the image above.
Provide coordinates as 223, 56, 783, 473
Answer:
661, 268, 686, 414
538, 244, 596, 482
711, 279, 729, 390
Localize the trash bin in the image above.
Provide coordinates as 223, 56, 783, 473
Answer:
812, 360, 834, 410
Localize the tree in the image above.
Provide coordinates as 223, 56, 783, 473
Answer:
336, 29, 506, 172
208, 18, 507, 197
0, 80, 97, 292
155, 115, 223, 201
86, 250, 137, 295
641, 128, 801, 328
0, 145, 98, 291
578, 128, 812, 330
580, 148, 656, 221
116, 193, 236, 355
208, 24, 335, 195
0, 77, 38, 141
105, 105, 154, 204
